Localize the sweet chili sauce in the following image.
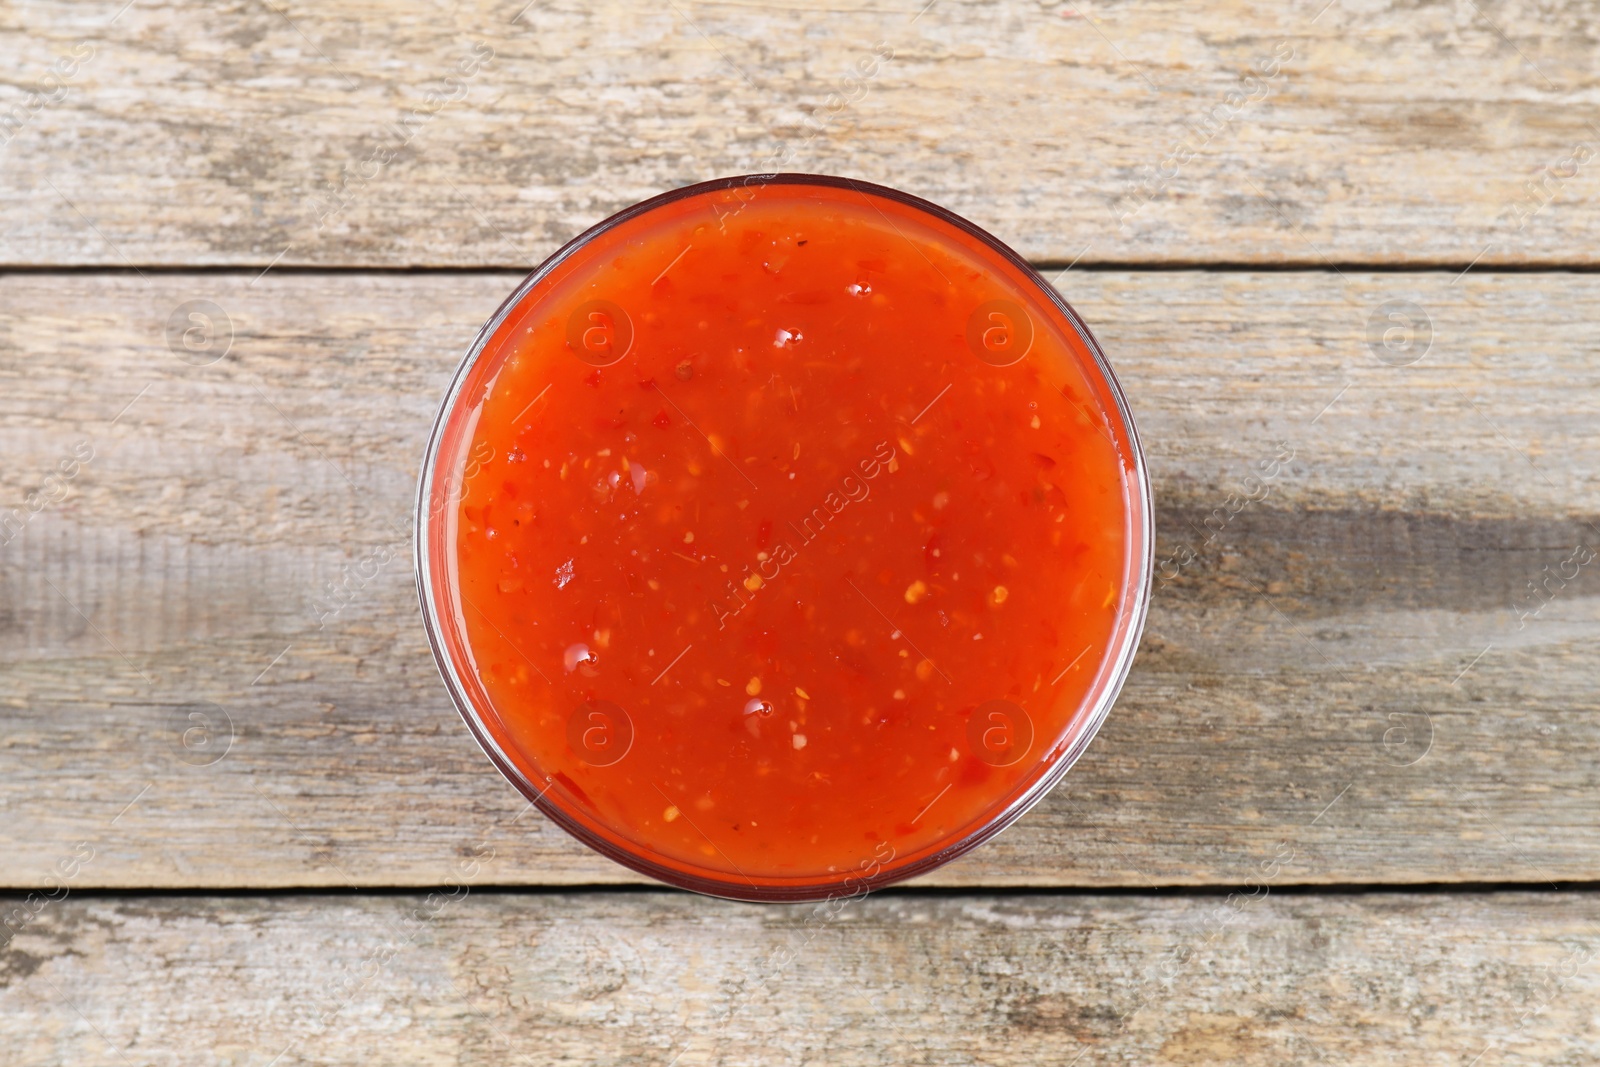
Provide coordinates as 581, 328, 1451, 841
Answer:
420, 176, 1148, 900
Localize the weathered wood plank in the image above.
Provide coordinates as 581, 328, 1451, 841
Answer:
1, 270, 1596, 888
4, 890, 1598, 1065
2, 0, 1598, 267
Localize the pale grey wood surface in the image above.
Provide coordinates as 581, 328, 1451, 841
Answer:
4, 890, 1598, 1065
1, 1, 1596, 268
2, 269, 1594, 888
5, 1, 1599, 1060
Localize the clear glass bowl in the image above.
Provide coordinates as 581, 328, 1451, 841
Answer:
416, 174, 1152, 901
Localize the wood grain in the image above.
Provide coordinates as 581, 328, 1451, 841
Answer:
2, 269, 1596, 889
2, 0, 1598, 267
4, 889, 1599, 1065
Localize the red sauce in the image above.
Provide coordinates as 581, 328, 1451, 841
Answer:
422, 177, 1147, 898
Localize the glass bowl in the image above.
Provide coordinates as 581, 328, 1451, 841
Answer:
416, 174, 1152, 902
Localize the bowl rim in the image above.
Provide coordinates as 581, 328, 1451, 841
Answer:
414, 172, 1154, 903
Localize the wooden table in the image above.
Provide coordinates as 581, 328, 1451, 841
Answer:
4, 2, 1597, 1062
